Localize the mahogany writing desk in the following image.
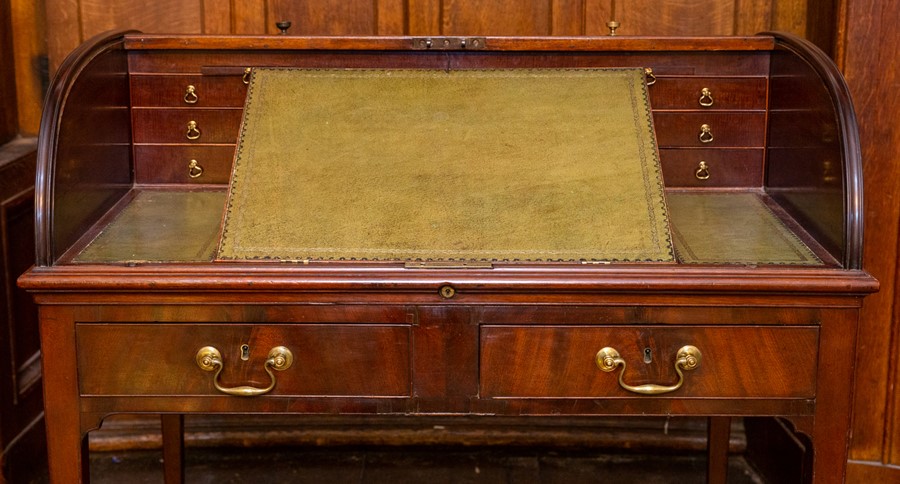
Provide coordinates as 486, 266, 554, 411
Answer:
19, 31, 877, 483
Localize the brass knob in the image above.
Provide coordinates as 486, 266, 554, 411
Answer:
695, 161, 710, 180
188, 159, 203, 179
699, 87, 713, 107
184, 85, 198, 104
607, 20, 620, 36
186, 120, 201, 140
698, 124, 714, 144
644, 67, 656, 86
275, 20, 292, 34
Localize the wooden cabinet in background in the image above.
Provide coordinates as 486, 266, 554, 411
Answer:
0, 137, 43, 484
1, 0, 46, 481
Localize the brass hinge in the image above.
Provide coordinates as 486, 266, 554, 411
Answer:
412, 37, 487, 50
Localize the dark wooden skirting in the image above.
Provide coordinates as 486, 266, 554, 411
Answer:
90, 415, 747, 454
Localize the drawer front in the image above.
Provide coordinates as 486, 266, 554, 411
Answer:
134, 145, 236, 184
132, 109, 242, 143
77, 324, 411, 397
480, 325, 817, 399
648, 77, 767, 110
659, 149, 764, 187
131, 75, 248, 107
653, 112, 766, 148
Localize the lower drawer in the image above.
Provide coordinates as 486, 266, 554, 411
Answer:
77, 324, 411, 397
134, 145, 236, 184
480, 325, 817, 399
659, 149, 764, 187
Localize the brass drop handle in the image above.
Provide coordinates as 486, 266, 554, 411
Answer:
186, 120, 201, 140
243, 67, 252, 85
698, 124, 714, 144
596, 345, 702, 395
184, 84, 198, 104
644, 67, 656, 86
196, 346, 293, 397
699, 87, 713, 107
188, 159, 203, 178
695, 161, 710, 180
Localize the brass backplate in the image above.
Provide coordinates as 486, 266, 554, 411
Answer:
412, 37, 487, 50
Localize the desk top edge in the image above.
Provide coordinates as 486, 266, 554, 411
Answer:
122, 34, 776, 52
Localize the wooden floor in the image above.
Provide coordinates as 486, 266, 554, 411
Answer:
26, 446, 764, 483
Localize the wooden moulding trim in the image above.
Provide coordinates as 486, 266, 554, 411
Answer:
122, 34, 776, 52
35, 29, 138, 267
17, 265, 879, 296
766, 31, 865, 270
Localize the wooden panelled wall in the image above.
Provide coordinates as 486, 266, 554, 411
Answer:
837, 0, 900, 481
25, 0, 829, 137
7, 0, 899, 481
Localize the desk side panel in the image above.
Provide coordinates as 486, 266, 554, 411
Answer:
36, 31, 134, 266
765, 32, 863, 268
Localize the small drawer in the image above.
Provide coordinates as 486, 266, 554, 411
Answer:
480, 325, 817, 399
659, 149, 764, 187
134, 145, 236, 184
648, 77, 767, 110
131, 75, 248, 107
77, 324, 411, 397
132, 108, 243, 144
653, 112, 766, 148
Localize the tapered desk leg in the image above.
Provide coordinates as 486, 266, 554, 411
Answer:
808, 311, 859, 483
40, 308, 90, 483
707, 416, 731, 484
161, 414, 185, 484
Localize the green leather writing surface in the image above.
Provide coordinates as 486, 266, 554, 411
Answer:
75, 190, 226, 263
668, 192, 821, 265
217, 68, 672, 262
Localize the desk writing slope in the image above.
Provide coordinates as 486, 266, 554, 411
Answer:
217, 68, 673, 262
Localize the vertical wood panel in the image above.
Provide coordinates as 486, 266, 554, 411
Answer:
10, 0, 47, 135
804, 0, 837, 56
615, 0, 737, 36
734, 0, 772, 35
551, 0, 585, 35
79, 0, 202, 38
270, 0, 377, 35
232, 0, 267, 34
771, 0, 807, 36
872, 0, 900, 465
407, 0, 441, 35
201, 0, 232, 34
377, 0, 406, 35
442, 0, 553, 36
584, 0, 612, 36
840, 0, 900, 468
43, 0, 81, 77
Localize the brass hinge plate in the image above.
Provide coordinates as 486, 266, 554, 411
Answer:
412, 37, 487, 50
